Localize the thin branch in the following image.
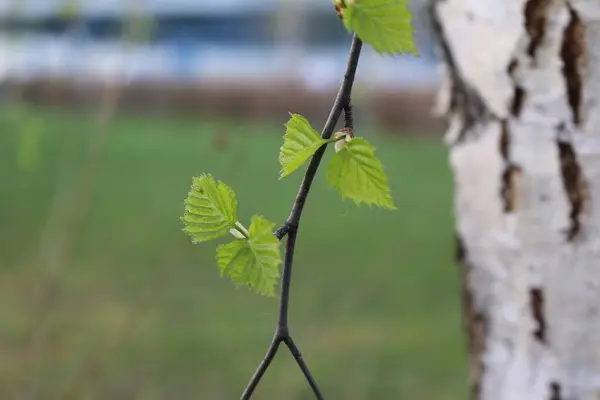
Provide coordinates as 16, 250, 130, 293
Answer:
283, 36, 362, 230
240, 335, 283, 400
277, 32, 362, 339
278, 228, 298, 330
284, 335, 325, 400
344, 101, 354, 130
274, 35, 363, 240
243, 35, 363, 399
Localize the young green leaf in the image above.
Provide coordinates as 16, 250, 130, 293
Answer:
182, 173, 238, 243
342, 0, 417, 56
279, 113, 326, 178
216, 215, 281, 296
327, 138, 396, 210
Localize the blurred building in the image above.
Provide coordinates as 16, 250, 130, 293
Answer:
0, 0, 439, 90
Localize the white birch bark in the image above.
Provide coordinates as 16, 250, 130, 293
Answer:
430, 0, 600, 398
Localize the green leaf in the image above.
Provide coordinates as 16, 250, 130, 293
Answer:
216, 215, 281, 296
327, 138, 396, 210
279, 114, 326, 178
182, 173, 238, 243
343, 0, 418, 56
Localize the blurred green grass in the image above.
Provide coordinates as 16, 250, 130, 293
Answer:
0, 105, 467, 399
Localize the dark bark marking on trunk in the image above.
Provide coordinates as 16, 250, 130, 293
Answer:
500, 120, 523, 213
509, 0, 551, 120
556, 127, 589, 241
510, 87, 526, 118
524, 0, 552, 59
529, 287, 547, 343
500, 0, 553, 214
549, 381, 562, 400
508, 59, 525, 118
500, 120, 510, 160
456, 233, 486, 400
556, 6, 588, 242
560, 5, 584, 126
429, 0, 490, 145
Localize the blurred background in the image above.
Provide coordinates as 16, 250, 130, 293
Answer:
0, 0, 467, 399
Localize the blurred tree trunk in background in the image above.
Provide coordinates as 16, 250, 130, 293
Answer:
430, 0, 600, 399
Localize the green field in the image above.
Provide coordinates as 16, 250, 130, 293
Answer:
0, 105, 467, 399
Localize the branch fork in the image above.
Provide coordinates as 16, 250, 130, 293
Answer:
240, 36, 363, 400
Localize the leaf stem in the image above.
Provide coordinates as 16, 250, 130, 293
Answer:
243, 35, 363, 399
326, 135, 348, 144
234, 221, 250, 239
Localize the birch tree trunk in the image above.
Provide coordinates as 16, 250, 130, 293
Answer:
430, 0, 600, 399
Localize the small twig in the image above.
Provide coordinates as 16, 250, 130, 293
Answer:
240, 335, 283, 399
240, 329, 324, 400
243, 35, 363, 399
283, 335, 325, 400
274, 222, 290, 240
